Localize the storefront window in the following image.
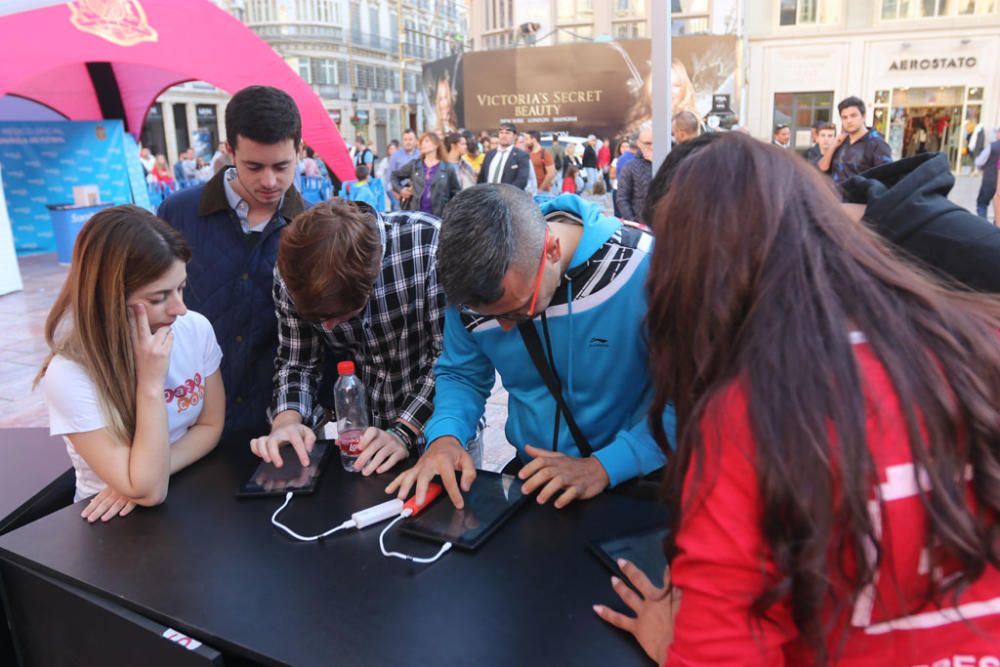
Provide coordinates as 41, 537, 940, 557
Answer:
779, 0, 838, 25
882, 0, 994, 17
613, 20, 645, 38
140, 103, 166, 157
615, 0, 646, 17
558, 0, 593, 21
773, 91, 834, 151
172, 103, 190, 154
555, 24, 593, 43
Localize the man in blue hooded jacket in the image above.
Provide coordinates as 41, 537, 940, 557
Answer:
387, 184, 672, 509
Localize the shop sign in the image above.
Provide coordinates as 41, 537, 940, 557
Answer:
889, 56, 977, 72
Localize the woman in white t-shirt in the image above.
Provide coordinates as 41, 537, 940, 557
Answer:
35, 205, 225, 522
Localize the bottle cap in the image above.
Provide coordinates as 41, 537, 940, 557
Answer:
337, 361, 355, 376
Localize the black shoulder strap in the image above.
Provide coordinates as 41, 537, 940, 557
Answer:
518, 318, 593, 457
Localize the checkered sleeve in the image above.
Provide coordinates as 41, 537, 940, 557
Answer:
270, 267, 326, 427
396, 218, 446, 432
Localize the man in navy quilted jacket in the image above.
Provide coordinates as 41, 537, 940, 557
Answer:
158, 86, 306, 434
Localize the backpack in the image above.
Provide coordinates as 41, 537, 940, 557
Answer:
354, 148, 374, 167
553, 150, 563, 172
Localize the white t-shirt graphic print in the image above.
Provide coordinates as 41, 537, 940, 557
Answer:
44, 311, 222, 501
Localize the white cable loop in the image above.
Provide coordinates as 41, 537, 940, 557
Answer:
378, 510, 453, 564
271, 492, 355, 542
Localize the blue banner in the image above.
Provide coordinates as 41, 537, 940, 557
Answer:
0, 121, 134, 254
122, 132, 153, 212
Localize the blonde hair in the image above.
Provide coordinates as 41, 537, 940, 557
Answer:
671, 59, 698, 116
625, 59, 699, 138
35, 206, 191, 445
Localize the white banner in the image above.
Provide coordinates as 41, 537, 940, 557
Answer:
0, 162, 24, 295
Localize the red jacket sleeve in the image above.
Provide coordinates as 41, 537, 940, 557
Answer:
665, 384, 799, 666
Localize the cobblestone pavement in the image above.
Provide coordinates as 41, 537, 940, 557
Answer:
0, 173, 990, 467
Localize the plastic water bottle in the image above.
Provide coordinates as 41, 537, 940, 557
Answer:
334, 361, 368, 472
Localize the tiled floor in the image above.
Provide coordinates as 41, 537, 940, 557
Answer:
0, 253, 68, 429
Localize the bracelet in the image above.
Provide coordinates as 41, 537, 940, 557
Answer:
393, 420, 420, 445
387, 424, 414, 453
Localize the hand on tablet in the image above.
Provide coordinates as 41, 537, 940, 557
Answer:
385, 436, 476, 509
519, 445, 610, 508
250, 421, 315, 468
353, 427, 407, 476
593, 559, 678, 665
81, 486, 138, 524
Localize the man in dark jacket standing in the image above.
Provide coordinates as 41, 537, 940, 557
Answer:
616, 122, 653, 221
158, 86, 306, 434
973, 126, 1000, 219
818, 96, 893, 184
477, 122, 530, 189
841, 151, 1000, 293
582, 135, 599, 193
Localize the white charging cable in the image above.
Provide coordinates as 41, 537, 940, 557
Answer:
271, 492, 405, 542
378, 510, 453, 564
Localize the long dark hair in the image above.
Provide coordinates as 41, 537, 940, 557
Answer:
646, 133, 1000, 661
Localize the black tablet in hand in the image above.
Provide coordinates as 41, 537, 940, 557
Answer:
590, 526, 669, 591
236, 440, 331, 498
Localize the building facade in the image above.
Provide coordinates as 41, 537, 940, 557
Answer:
139, 82, 230, 166
468, 0, 735, 49
747, 0, 1000, 171
145, 0, 467, 166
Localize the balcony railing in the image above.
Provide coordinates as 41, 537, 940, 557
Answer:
252, 24, 344, 42
350, 29, 396, 52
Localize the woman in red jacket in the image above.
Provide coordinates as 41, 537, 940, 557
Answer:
595, 132, 1000, 665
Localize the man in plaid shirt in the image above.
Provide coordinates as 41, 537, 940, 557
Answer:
249, 200, 445, 476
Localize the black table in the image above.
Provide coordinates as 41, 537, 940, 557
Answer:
0, 433, 666, 666
0, 427, 74, 666
0, 428, 74, 535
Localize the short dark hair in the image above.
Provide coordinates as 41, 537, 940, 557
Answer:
225, 86, 301, 151
672, 111, 700, 136
817, 122, 836, 133
642, 131, 725, 225
811, 119, 827, 131
355, 164, 369, 180
444, 131, 463, 153
528, 130, 541, 141
402, 128, 416, 137
838, 96, 866, 116
388, 139, 400, 148
499, 122, 517, 133
438, 184, 545, 307
462, 129, 480, 157
278, 201, 382, 320
355, 135, 367, 145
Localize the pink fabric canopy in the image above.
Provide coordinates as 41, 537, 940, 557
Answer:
0, 0, 354, 181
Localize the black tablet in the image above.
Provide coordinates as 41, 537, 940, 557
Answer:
236, 440, 332, 498
400, 471, 528, 550
589, 526, 669, 591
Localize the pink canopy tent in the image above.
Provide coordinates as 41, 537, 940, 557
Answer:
0, 0, 354, 181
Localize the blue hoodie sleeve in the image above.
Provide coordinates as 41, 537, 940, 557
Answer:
591, 386, 674, 487
422, 307, 496, 448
